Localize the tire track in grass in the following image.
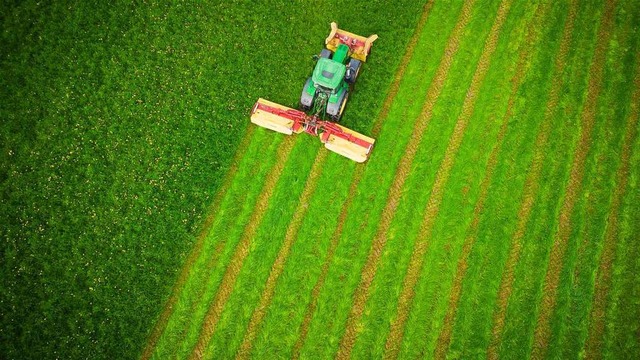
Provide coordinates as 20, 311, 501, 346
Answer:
381, 1, 513, 358
583, 43, 640, 360
189, 135, 296, 360
334, 1, 478, 358
485, 1, 578, 358
530, 1, 617, 358
290, 2, 436, 358
234, 149, 327, 359
432, 3, 549, 359
140, 125, 255, 360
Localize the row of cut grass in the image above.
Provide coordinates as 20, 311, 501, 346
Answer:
445, 1, 577, 356
603, 124, 640, 359
550, 6, 640, 358
496, 1, 608, 357
384, 1, 540, 358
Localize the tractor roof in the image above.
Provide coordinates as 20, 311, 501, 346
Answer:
312, 58, 346, 90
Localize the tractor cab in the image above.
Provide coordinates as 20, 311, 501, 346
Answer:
312, 58, 346, 91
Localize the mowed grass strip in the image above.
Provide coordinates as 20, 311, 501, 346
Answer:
530, 1, 618, 357
291, 2, 436, 357
334, 1, 478, 357
584, 50, 640, 360
433, 3, 550, 358
486, 1, 579, 357
234, 149, 327, 359
140, 125, 256, 359
382, 0, 514, 358
541, 7, 639, 358
189, 136, 297, 359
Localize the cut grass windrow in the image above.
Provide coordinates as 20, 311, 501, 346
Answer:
290, 1, 436, 358
234, 149, 327, 359
335, 0, 478, 358
189, 135, 297, 360
382, 1, 513, 358
486, 1, 579, 358
139, 125, 255, 360
530, 1, 618, 358
432, 3, 549, 359
583, 42, 640, 360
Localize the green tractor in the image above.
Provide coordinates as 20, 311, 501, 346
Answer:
250, 23, 378, 163
300, 43, 362, 122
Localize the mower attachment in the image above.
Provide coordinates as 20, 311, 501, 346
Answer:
250, 98, 375, 163
325, 22, 378, 62
250, 98, 305, 135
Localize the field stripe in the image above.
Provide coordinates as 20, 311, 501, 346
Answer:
381, 1, 514, 358
485, 1, 578, 358
334, 0, 479, 358
529, 1, 618, 358
234, 149, 328, 359
140, 125, 255, 360
188, 135, 296, 360
290, 1, 436, 358
583, 34, 640, 360
432, 3, 550, 359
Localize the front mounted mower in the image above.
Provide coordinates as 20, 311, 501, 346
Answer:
250, 22, 378, 163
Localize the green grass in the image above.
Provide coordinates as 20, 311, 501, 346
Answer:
3, 1, 639, 359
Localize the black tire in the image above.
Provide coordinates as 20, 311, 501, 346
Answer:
329, 91, 349, 122
345, 59, 361, 84
320, 49, 332, 59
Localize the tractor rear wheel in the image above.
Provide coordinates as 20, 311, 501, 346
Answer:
330, 91, 349, 122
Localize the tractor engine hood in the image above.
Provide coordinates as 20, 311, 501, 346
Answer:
312, 58, 346, 90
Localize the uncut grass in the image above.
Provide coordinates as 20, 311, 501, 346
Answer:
296, 1, 478, 358
445, 2, 573, 356
604, 129, 640, 359
246, 2, 453, 357
385, 2, 538, 358
345, 0, 530, 357
151, 129, 280, 358
496, 1, 605, 356
550, 7, 639, 358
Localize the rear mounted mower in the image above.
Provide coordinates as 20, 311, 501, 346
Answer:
250, 22, 378, 163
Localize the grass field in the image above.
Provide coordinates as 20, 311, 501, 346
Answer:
2, 0, 639, 359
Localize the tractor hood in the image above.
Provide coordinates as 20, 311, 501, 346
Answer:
312, 58, 346, 90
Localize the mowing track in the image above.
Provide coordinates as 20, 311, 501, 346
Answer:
583, 27, 640, 360
334, 0, 479, 357
382, 0, 514, 358
432, 3, 551, 358
530, 1, 618, 358
486, 1, 578, 357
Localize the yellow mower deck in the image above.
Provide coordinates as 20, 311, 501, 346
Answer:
325, 22, 378, 62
